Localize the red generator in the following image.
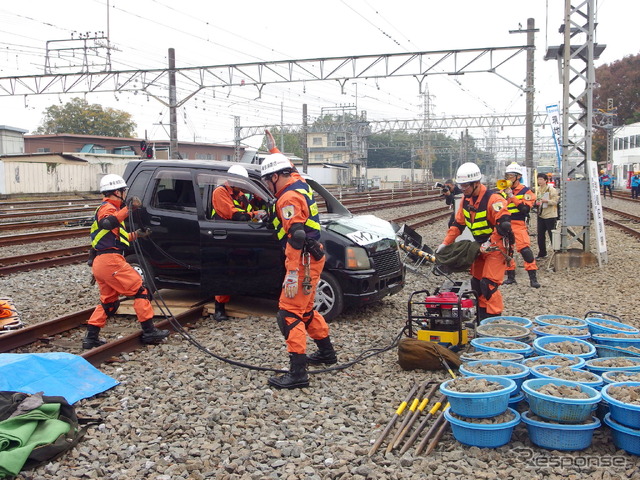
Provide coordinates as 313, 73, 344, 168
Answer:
405, 280, 477, 348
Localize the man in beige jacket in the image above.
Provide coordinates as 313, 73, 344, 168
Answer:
535, 173, 559, 258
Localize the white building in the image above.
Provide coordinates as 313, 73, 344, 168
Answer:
611, 122, 640, 188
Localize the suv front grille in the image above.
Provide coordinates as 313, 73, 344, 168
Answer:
371, 249, 402, 277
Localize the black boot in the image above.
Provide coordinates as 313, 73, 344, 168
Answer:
503, 270, 517, 285
140, 319, 170, 345
528, 270, 541, 288
307, 337, 338, 365
476, 306, 488, 322
212, 300, 229, 321
268, 353, 309, 389
82, 324, 106, 349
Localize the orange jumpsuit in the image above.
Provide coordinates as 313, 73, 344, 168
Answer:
502, 183, 538, 272
88, 198, 153, 328
443, 184, 511, 315
274, 176, 329, 354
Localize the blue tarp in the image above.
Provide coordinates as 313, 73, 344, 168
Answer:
0, 352, 118, 404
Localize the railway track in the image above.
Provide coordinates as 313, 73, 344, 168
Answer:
603, 206, 640, 241
0, 246, 89, 276
0, 304, 205, 367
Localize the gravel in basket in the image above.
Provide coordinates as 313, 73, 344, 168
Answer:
522, 355, 586, 369
533, 335, 596, 359
530, 365, 603, 390
444, 406, 521, 448
479, 316, 533, 329
584, 356, 640, 374
522, 378, 602, 423
594, 344, 640, 359
591, 332, 640, 350
470, 337, 533, 357
459, 360, 530, 391
584, 316, 639, 336
440, 375, 516, 418
532, 325, 591, 340
603, 413, 640, 456
534, 315, 588, 328
460, 351, 524, 363
521, 410, 601, 451
475, 324, 531, 341
602, 371, 640, 385
600, 382, 640, 429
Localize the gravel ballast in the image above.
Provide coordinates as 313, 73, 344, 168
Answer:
2, 197, 640, 480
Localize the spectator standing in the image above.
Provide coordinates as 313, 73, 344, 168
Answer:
442, 179, 463, 227
534, 173, 559, 259
631, 172, 640, 199
599, 170, 613, 199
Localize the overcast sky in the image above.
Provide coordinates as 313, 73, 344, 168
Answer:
0, 0, 637, 149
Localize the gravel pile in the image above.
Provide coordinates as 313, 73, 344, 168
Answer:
2, 197, 640, 480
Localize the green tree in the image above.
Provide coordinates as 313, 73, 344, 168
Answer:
35, 97, 137, 137
593, 53, 640, 161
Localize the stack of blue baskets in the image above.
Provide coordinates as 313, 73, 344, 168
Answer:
441, 376, 519, 448
601, 382, 640, 455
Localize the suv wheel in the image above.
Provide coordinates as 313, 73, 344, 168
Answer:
314, 271, 343, 322
125, 254, 156, 293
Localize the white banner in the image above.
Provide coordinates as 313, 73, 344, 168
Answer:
587, 160, 608, 265
546, 104, 562, 173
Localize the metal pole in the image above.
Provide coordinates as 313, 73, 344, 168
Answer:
168, 48, 178, 159
525, 17, 535, 170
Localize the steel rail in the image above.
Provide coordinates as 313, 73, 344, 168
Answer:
0, 227, 88, 247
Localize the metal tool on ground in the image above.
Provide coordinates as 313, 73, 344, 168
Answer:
415, 402, 449, 455
399, 392, 446, 455
405, 279, 477, 349
390, 382, 439, 451
386, 381, 431, 453
423, 415, 450, 456
368, 383, 419, 456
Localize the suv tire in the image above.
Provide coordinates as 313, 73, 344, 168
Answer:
125, 254, 157, 294
315, 271, 343, 322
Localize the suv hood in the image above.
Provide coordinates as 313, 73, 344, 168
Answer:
322, 214, 398, 253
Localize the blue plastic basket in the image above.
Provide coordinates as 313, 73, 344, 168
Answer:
534, 315, 588, 328
601, 382, 640, 429
522, 378, 602, 423
444, 406, 521, 448
602, 371, 640, 385
584, 317, 639, 336
591, 333, 640, 350
459, 360, 530, 391
460, 351, 525, 363
595, 345, 640, 359
521, 410, 601, 451
533, 335, 596, 359
440, 375, 517, 418
531, 325, 591, 340
480, 316, 533, 329
603, 413, 640, 456
475, 324, 531, 341
529, 365, 603, 390
522, 354, 586, 370
471, 337, 534, 357
584, 357, 640, 374
509, 391, 525, 409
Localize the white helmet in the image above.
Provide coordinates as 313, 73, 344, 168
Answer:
261, 153, 293, 177
100, 174, 127, 193
455, 162, 482, 184
505, 162, 522, 176
227, 164, 249, 178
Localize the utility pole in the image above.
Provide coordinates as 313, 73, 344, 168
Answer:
302, 104, 309, 174
168, 48, 178, 159
509, 18, 539, 171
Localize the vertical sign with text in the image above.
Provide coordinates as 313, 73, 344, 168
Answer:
546, 104, 562, 174
587, 160, 608, 265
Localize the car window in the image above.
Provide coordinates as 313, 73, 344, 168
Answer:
197, 172, 271, 220
151, 169, 197, 213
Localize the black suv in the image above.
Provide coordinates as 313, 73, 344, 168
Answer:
122, 159, 405, 321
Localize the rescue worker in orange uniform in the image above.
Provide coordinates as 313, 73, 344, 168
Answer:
210, 164, 267, 321
436, 162, 513, 320
500, 163, 541, 288
260, 148, 337, 389
84, 174, 170, 349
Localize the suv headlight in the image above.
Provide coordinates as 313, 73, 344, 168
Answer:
345, 246, 371, 270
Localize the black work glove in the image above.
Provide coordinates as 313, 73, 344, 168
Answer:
135, 227, 152, 239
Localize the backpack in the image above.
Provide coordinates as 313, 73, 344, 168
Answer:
0, 391, 97, 477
